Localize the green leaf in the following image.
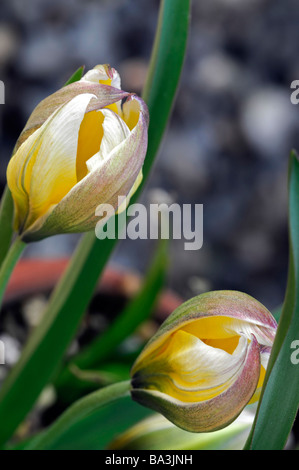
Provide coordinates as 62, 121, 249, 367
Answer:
26, 380, 131, 450
139, 0, 191, 180
272, 304, 282, 322
37, 397, 152, 450
0, 187, 14, 268
244, 150, 299, 450
67, 362, 131, 386
63, 66, 85, 86
55, 238, 168, 401
0, 0, 191, 446
0, 237, 26, 310
0, 234, 107, 446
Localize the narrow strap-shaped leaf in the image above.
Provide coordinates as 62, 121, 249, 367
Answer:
15, 396, 151, 450
139, 0, 191, 178
0, 0, 191, 446
55, 239, 168, 401
244, 150, 299, 449
0, 237, 26, 311
64, 66, 85, 86
0, 187, 14, 268
26, 380, 131, 450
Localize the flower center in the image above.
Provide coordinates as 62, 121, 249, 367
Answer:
76, 110, 105, 181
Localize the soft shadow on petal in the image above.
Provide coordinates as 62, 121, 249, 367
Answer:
132, 335, 261, 433
81, 64, 121, 90
22, 95, 149, 240
23, 94, 96, 230
133, 332, 250, 403
86, 108, 131, 172
132, 291, 277, 368
15, 83, 129, 152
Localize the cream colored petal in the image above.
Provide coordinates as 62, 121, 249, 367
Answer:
132, 331, 250, 403
132, 291, 277, 368
7, 125, 43, 230
132, 335, 261, 433
24, 93, 95, 229
117, 169, 143, 214
86, 108, 130, 173
81, 64, 121, 89
15, 81, 128, 152
182, 316, 275, 348
22, 95, 149, 240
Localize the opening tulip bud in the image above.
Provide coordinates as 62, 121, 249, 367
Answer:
131, 291, 277, 433
7, 65, 149, 241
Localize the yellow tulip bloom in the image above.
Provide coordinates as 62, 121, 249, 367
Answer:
131, 291, 277, 433
7, 65, 148, 241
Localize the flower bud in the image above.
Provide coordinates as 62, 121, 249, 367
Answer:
7, 65, 148, 241
131, 291, 277, 433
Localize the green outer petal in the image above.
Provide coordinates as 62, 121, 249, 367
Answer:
131, 291, 276, 374
22, 95, 149, 241
131, 336, 261, 433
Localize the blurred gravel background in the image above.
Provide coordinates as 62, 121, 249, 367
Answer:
1, 0, 298, 312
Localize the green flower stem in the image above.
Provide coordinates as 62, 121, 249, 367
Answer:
26, 380, 131, 450
0, 186, 14, 268
0, 236, 26, 310
54, 238, 168, 402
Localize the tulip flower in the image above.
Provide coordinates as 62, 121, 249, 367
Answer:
131, 291, 277, 433
7, 65, 148, 242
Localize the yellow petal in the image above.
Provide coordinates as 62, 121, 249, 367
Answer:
132, 335, 261, 433
133, 330, 250, 403
27, 93, 96, 228
8, 93, 95, 232
21, 95, 148, 240
7, 127, 42, 231
76, 110, 105, 181
86, 108, 131, 173
122, 96, 141, 130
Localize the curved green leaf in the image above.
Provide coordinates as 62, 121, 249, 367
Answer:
26, 380, 131, 450
32, 397, 152, 450
244, 150, 299, 449
0, 187, 14, 268
64, 66, 85, 86
55, 238, 168, 402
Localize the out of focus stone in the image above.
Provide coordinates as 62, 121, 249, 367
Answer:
240, 87, 297, 158
0, 333, 21, 366
119, 58, 148, 94
0, 24, 19, 67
